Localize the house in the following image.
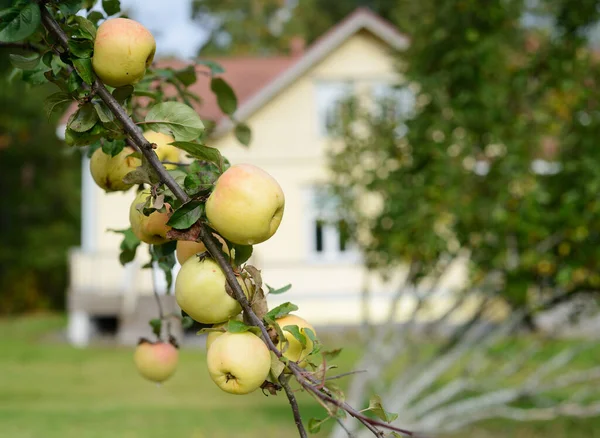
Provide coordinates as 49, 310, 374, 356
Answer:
65, 8, 468, 347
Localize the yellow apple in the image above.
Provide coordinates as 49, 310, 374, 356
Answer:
134, 340, 178, 383
205, 164, 285, 245
207, 332, 271, 395
144, 131, 181, 169
176, 234, 228, 265
89, 146, 140, 192
276, 314, 316, 365
92, 18, 156, 88
175, 257, 250, 324
205, 315, 244, 351
129, 189, 172, 244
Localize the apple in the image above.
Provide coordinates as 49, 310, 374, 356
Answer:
129, 189, 172, 245
144, 131, 181, 169
205, 315, 244, 351
205, 164, 285, 245
92, 18, 156, 88
134, 340, 178, 383
207, 332, 271, 395
89, 146, 140, 192
276, 314, 316, 365
176, 234, 228, 265
175, 257, 250, 324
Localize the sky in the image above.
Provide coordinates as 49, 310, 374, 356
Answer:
118, 0, 209, 59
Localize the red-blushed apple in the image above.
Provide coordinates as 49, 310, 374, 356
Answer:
134, 340, 178, 383
143, 131, 181, 169
89, 146, 140, 192
276, 314, 316, 366
92, 18, 156, 88
206, 332, 271, 395
205, 164, 285, 245
129, 189, 172, 245
175, 257, 250, 324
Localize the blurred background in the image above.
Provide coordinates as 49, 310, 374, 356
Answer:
2, 0, 600, 437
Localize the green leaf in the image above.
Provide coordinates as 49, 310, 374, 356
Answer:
68, 39, 94, 58
0, 3, 41, 43
181, 316, 194, 329
93, 102, 115, 123
282, 325, 306, 348
196, 59, 225, 75
68, 103, 98, 133
366, 395, 398, 423
150, 243, 177, 292
101, 139, 125, 157
72, 16, 97, 40
108, 227, 141, 265
169, 141, 223, 170
50, 55, 69, 76
64, 123, 105, 146
9, 53, 40, 70
58, 0, 84, 16
149, 318, 162, 338
87, 11, 105, 25
266, 283, 292, 295
174, 65, 197, 87
72, 57, 94, 84
145, 102, 205, 142
44, 92, 72, 121
265, 302, 299, 321
183, 173, 203, 195
102, 0, 121, 16
211, 77, 237, 115
308, 417, 330, 433
234, 122, 252, 146
112, 85, 134, 103
226, 319, 252, 333
232, 244, 253, 266
322, 348, 342, 361
269, 351, 286, 379
166, 201, 203, 230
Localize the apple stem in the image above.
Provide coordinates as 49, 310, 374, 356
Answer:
38, 5, 414, 437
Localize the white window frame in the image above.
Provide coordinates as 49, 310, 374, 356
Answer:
314, 80, 354, 137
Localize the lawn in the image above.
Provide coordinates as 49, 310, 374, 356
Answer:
0, 315, 599, 437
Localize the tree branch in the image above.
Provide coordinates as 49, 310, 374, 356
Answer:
280, 374, 308, 438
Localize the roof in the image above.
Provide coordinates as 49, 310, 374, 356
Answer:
59, 8, 407, 132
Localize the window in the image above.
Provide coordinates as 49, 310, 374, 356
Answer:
371, 82, 416, 121
305, 186, 360, 262
315, 81, 353, 136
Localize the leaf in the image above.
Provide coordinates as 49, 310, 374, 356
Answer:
196, 59, 225, 75
226, 319, 252, 333
366, 395, 398, 423
9, 53, 40, 70
269, 351, 286, 379
234, 122, 252, 146
211, 77, 237, 115
169, 141, 223, 170
101, 138, 125, 157
0, 3, 41, 43
68, 39, 94, 58
166, 201, 203, 230
68, 103, 98, 133
265, 302, 299, 321
266, 283, 292, 295
72, 57, 94, 84
108, 227, 141, 266
44, 92, 72, 121
174, 65, 197, 86
93, 102, 115, 123
50, 55, 69, 76
145, 102, 205, 142
308, 417, 330, 433
322, 348, 342, 361
102, 0, 121, 15
87, 11, 105, 25
58, 0, 84, 16
112, 85, 134, 103
233, 244, 253, 266
149, 318, 162, 338
282, 324, 306, 348
72, 16, 96, 40
181, 316, 194, 329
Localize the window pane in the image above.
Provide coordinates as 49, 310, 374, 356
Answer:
315, 219, 324, 253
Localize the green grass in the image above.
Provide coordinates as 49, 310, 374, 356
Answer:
0, 315, 599, 437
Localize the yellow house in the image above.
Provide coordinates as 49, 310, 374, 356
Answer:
65, 9, 467, 346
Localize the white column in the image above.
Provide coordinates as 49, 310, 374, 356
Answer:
67, 310, 92, 348
80, 153, 97, 253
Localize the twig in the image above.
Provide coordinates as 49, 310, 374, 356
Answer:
37, 6, 415, 437
279, 374, 308, 438
149, 246, 171, 340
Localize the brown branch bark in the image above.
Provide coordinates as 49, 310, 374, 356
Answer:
279, 374, 308, 438
37, 5, 415, 437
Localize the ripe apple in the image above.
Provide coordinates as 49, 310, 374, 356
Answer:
92, 18, 156, 88
276, 314, 316, 365
144, 130, 181, 169
205, 164, 285, 245
89, 146, 140, 192
175, 257, 250, 324
129, 189, 172, 245
207, 332, 271, 395
176, 234, 228, 265
134, 340, 178, 383
205, 314, 244, 351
